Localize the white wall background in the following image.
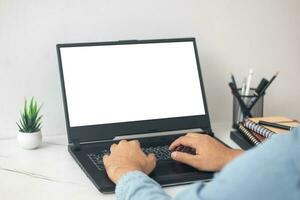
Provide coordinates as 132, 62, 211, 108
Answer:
1, 0, 299, 138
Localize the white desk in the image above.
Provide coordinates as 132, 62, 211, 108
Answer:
0, 122, 237, 200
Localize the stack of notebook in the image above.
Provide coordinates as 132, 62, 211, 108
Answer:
231, 116, 300, 150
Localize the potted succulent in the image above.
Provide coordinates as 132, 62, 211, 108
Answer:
16, 97, 43, 149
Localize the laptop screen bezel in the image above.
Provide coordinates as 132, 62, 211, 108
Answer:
57, 38, 211, 143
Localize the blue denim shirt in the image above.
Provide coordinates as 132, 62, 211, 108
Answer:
115, 127, 300, 200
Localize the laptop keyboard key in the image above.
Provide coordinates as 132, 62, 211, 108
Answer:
87, 145, 172, 171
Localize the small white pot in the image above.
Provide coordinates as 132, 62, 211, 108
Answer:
17, 131, 42, 150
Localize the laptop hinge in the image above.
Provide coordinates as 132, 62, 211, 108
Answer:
203, 127, 214, 136
70, 139, 81, 151
114, 128, 206, 140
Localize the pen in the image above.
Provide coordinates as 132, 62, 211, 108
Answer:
230, 73, 242, 123
258, 120, 293, 131
255, 78, 269, 95
237, 78, 247, 122
231, 73, 237, 89
268, 72, 279, 84
240, 78, 246, 96
245, 69, 253, 97
229, 82, 252, 117
249, 72, 279, 110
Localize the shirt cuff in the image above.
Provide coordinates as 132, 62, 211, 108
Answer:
115, 171, 154, 200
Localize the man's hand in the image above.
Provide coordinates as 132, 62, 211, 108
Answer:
103, 140, 156, 184
169, 133, 243, 171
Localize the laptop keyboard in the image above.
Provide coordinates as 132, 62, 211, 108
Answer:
87, 145, 172, 171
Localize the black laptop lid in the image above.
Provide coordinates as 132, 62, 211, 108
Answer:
57, 38, 211, 143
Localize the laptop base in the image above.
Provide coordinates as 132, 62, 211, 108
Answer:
69, 133, 216, 193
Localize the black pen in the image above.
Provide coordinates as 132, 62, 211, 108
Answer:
231, 73, 237, 89
228, 82, 252, 117
255, 78, 269, 95
269, 72, 279, 84
258, 120, 293, 131
249, 72, 279, 110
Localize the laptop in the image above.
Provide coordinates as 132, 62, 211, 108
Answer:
57, 38, 218, 193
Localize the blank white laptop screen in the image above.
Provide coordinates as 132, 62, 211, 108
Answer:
60, 41, 206, 127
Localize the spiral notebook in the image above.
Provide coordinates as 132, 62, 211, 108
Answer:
238, 123, 261, 146
231, 116, 299, 149
244, 119, 275, 138
247, 116, 299, 134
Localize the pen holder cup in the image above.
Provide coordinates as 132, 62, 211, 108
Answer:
232, 88, 264, 129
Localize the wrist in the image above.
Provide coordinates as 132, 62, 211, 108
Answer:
110, 165, 143, 183
225, 149, 243, 164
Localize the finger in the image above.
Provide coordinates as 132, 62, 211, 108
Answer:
186, 132, 201, 137
169, 136, 197, 150
171, 151, 197, 168
144, 153, 156, 174
102, 154, 109, 166
110, 143, 117, 152
169, 136, 184, 150
130, 140, 140, 147
118, 140, 128, 145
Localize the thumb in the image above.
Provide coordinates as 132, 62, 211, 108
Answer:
102, 154, 109, 167
171, 151, 196, 167
144, 153, 156, 174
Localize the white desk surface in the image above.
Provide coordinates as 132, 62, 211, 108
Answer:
0, 122, 238, 200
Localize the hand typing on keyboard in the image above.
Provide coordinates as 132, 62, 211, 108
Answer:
169, 133, 243, 171
103, 133, 243, 184
103, 140, 156, 184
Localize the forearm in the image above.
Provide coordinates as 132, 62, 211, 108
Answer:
116, 171, 208, 200
116, 171, 171, 200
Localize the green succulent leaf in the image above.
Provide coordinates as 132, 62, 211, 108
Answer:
17, 97, 43, 133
